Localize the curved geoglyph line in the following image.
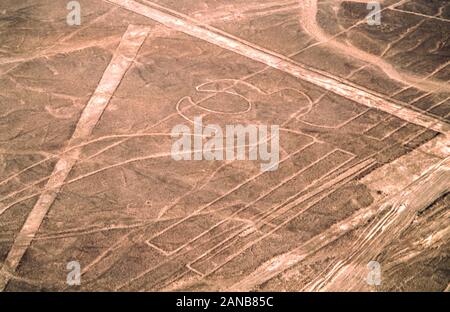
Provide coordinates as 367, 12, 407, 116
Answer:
297, 0, 450, 93
105, 0, 450, 134
176, 78, 313, 125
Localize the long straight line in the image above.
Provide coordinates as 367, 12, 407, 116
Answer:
106, 0, 449, 133
390, 7, 450, 23
232, 153, 449, 291
0, 25, 150, 291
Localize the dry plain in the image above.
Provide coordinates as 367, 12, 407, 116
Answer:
0, 0, 449, 291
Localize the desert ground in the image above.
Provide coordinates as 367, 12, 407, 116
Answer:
0, 0, 449, 291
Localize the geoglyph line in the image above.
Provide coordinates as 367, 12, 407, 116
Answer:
0, 25, 151, 291
390, 7, 450, 23
104, 0, 449, 134
149, 147, 345, 255
231, 132, 449, 291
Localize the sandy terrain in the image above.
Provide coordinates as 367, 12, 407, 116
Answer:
0, 0, 448, 291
